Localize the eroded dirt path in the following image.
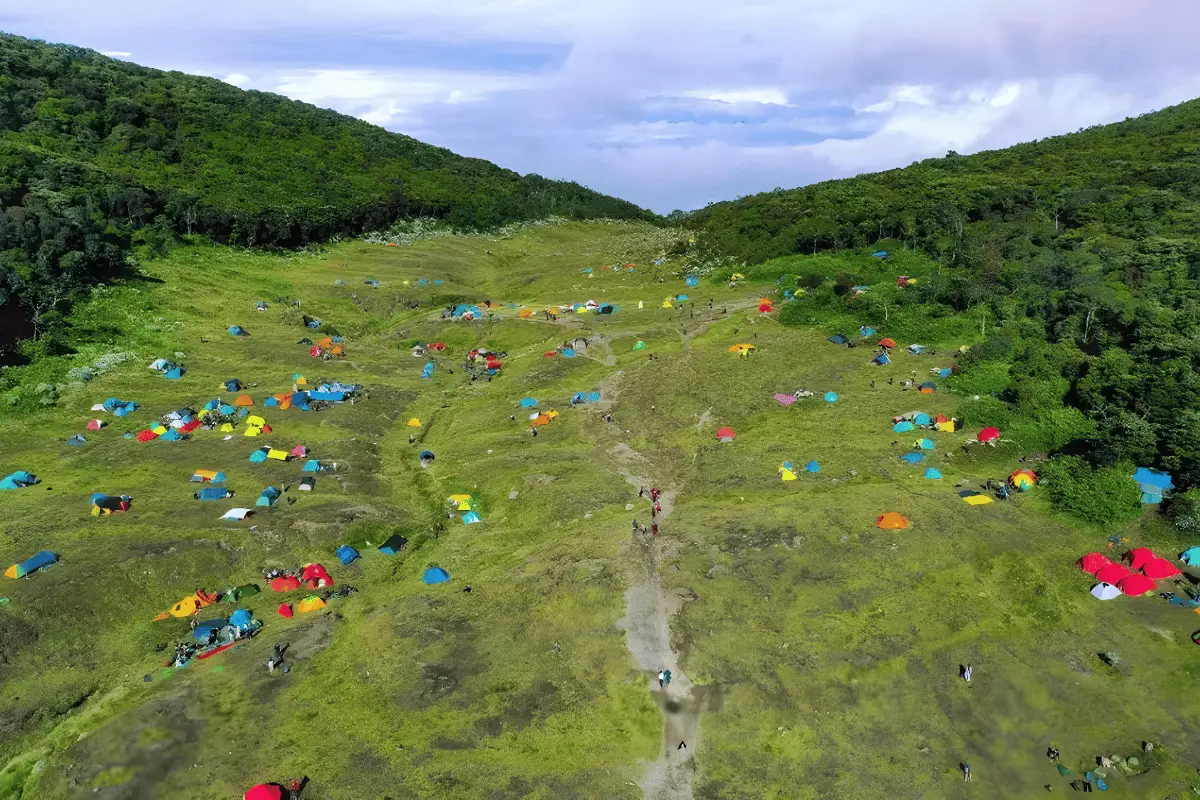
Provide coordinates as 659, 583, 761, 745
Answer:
612, 443, 699, 800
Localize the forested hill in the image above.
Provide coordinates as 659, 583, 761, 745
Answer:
0, 32, 653, 348
689, 99, 1200, 264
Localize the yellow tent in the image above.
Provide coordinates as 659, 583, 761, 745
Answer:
220, 423, 235, 433
662, 299, 673, 308
577, 306, 589, 314
193, 469, 219, 481
197, 408, 209, 420
297, 595, 326, 613
519, 308, 533, 318
152, 591, 219, 621
246, 415, 266, 428
727, 343, 756, 353
151, 424, 168, 435
407, 418, 421, 427
962, 493, 994, 506
295, 376, 307, 386
935, 421, 956, 432
546, 410, 560, 420
779, 466, 798, 481
449, 493, 473, 511
243, 426, 262, 437
267, 449, 289, 461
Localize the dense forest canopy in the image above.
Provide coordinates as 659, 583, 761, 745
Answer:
0, 32, 654, 351
688, 99, 1200, 509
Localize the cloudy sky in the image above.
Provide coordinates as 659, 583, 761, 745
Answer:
4, 1, 1200, 212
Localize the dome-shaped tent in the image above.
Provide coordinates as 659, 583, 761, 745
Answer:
716, 427, 736, 443
1077, 553, 1111, 574
876, 512, 910, 530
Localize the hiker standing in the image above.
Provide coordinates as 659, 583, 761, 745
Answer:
961, 763, 971, 782
650, 487, 660, 502
651, 523, 659, 537
962, 664, 972, 682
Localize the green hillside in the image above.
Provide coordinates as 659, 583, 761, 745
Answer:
1, 223, 1199, 799
688, 100, 1200, 500
0, 33, 654, 351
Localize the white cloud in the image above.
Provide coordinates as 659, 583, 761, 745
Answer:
678, 88, 791, 107
100, 50, 131, 58
222, 73, 250, 87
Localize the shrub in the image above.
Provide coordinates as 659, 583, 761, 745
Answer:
1167, 488, 1200, 531
1040, 456, 1142, 524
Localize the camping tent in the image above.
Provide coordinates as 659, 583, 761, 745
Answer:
871, 352, 891, 366
419, 450, 435, 468
303, 460, 321, 473
959, 490, 992, 505
1090, 583, 1121, 601
876, 513, 910, 530
248, 448, 269, 463
407, 418, 421, 428
805, 460, 820, 473
1010, 469, 1037, 491
1132, 467, 1174, 504
716, 427, 736, 443
422, 566, 450, 584
191, 470, 226, 483
828, 334, 850, 345
277, 603, 293, 618
913, 412, 932, 426
462, 511, 482, 524
0, 471, 39, 490
900, 452, 925, 464
520, 398, 538, 408
924, 467, 942, 480
192, 619, 228, 642
256, 486, 281, 507
269, 576, 301, 592
221, 508, 252, 521
1181, 546, 1200, 566
860, 326, 876, 337
1095, 563, 1131, 585
229, 609, 254, 632
918, 381, 937, 394
297, 595, 326, 613
86, 419, 105, 431
1126, 548, 1156, 571
66, 434, 87, 446
978, 427, 1000, 443
1117, 574, 1155, 596
299, 477, 315, 491
878, 338, 897, 349
824, 392, 838, 403
301, 563, 333, 588
1142, 558, 1181, 580
5, 551, 57, 578
894, 421, 915, 433
379, 535, 408, 555
155, 590, 220, 620
779, 462, 797, 481
774, 393, 797, 405
917, 439, 934, 450
1077, 553, 1112, 574
336, 545, 359, 565
228, 326, 249, 337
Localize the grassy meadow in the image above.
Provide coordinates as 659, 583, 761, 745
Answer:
1, 221, 1199, 798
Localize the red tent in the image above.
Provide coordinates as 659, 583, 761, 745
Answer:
181, 419, 202, 433
978, 427, 1000, 443
1142, 558, 1181, 580
878, 338, 896, 349
1125, 547, 1156, 571
1094, 563, 1131, 585
935, 414, 948, 424
1077, 552, 1111, 574
758, 302, 774, 313
245, 785, 286, 800
86, 419, 104, 431
486, 359, 502, 370
135, 429, 157, 443
277, 603, 294, 618
544, 351, 557, 357
716, 427, 736, 442
1117, 574, 1155, 596
429, 342, 446, 351
269, 575, 301, 592
301, 563, 333, 588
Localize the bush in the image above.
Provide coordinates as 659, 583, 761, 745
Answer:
1040, 456, 1142, 524
1167, 489, 1200, 531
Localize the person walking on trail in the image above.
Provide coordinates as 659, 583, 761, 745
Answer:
961, 664, 972, 682
651, 522, 659, 536
653, 501, 662, 516
632, 520, 640, 533
961, 763, 971, 782
658, 669, 672, 687
650, 487, 660, 502
678, 741, 687, 750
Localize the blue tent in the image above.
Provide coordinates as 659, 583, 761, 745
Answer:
160, 429, 183, 441
237, 407, 249, 418
196, 487, 230, 501
308, 391, 345, 402
913, 413, 932, 426
872, 250, 889, 258
419, 450, 435, 466
572, 392, 586, 404
422, 566, 450, 584
583, 268, 592, 273
422, 363, 434, 379
434, 280, 443, 285
562, 348, 576, 358
872, 352, 890, 365
7, 550, 57, 578
462, 511, 481, 524
378, 535, 408, 555
302, 460, 321, 473
227, 326, 249, 337
192, 619, 226, 642
365, 280, 381, 287
1181, 546, 1200, 566
219, 404, 236, 415
588, 391, 601, 402
249, 448, 269, 463
924, 467, 943, 480
894, 421, 915, 433
263, 396, 279, 408
256, 486, 282, 507
0, 471, 39, 490
224, 379, 242, 391
66, 434, 87, 447
805, 460, 820, 473
112, 404, 134, 417
203, 399, 220, 411
686, 275, 699, 287
917, 438, 935, 450
677, 294, 689, 302
824, 392, 838, 403
900, 452, 925, 464
828, 334, 850, 345
520, 398, 538, 408
938, 368, 952, 378
336, 544, 360, 565
860, 326, 876, 337
229, 609, 253, 632
1132, 467, 1174, 504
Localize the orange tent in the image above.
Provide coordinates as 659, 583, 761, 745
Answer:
519, 309, 533, 318
531, 413, 551, 426
875, 512, 910, 530
316, 337, 333, 350
234, 395, 254, 407
879, 338, 897, 349
330, 344, 345, 356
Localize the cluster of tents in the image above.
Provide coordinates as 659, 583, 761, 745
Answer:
1078, 547, 1185, 599
446, 494, 482, 524
148, 358, 186, 380
307, 336, 345, 359
892, 411, 957, 433
779, 460, 820, 480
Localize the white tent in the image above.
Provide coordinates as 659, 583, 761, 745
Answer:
148, 358, 169, 371
1090, 583, 1121, 601
91, 403, 107, 412
220, 508, 252, 521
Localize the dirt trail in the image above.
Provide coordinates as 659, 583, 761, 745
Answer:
612, 443, 698, 800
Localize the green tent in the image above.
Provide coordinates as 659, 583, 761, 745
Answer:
225, 583, 260, 601
633, 341, 646, 351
